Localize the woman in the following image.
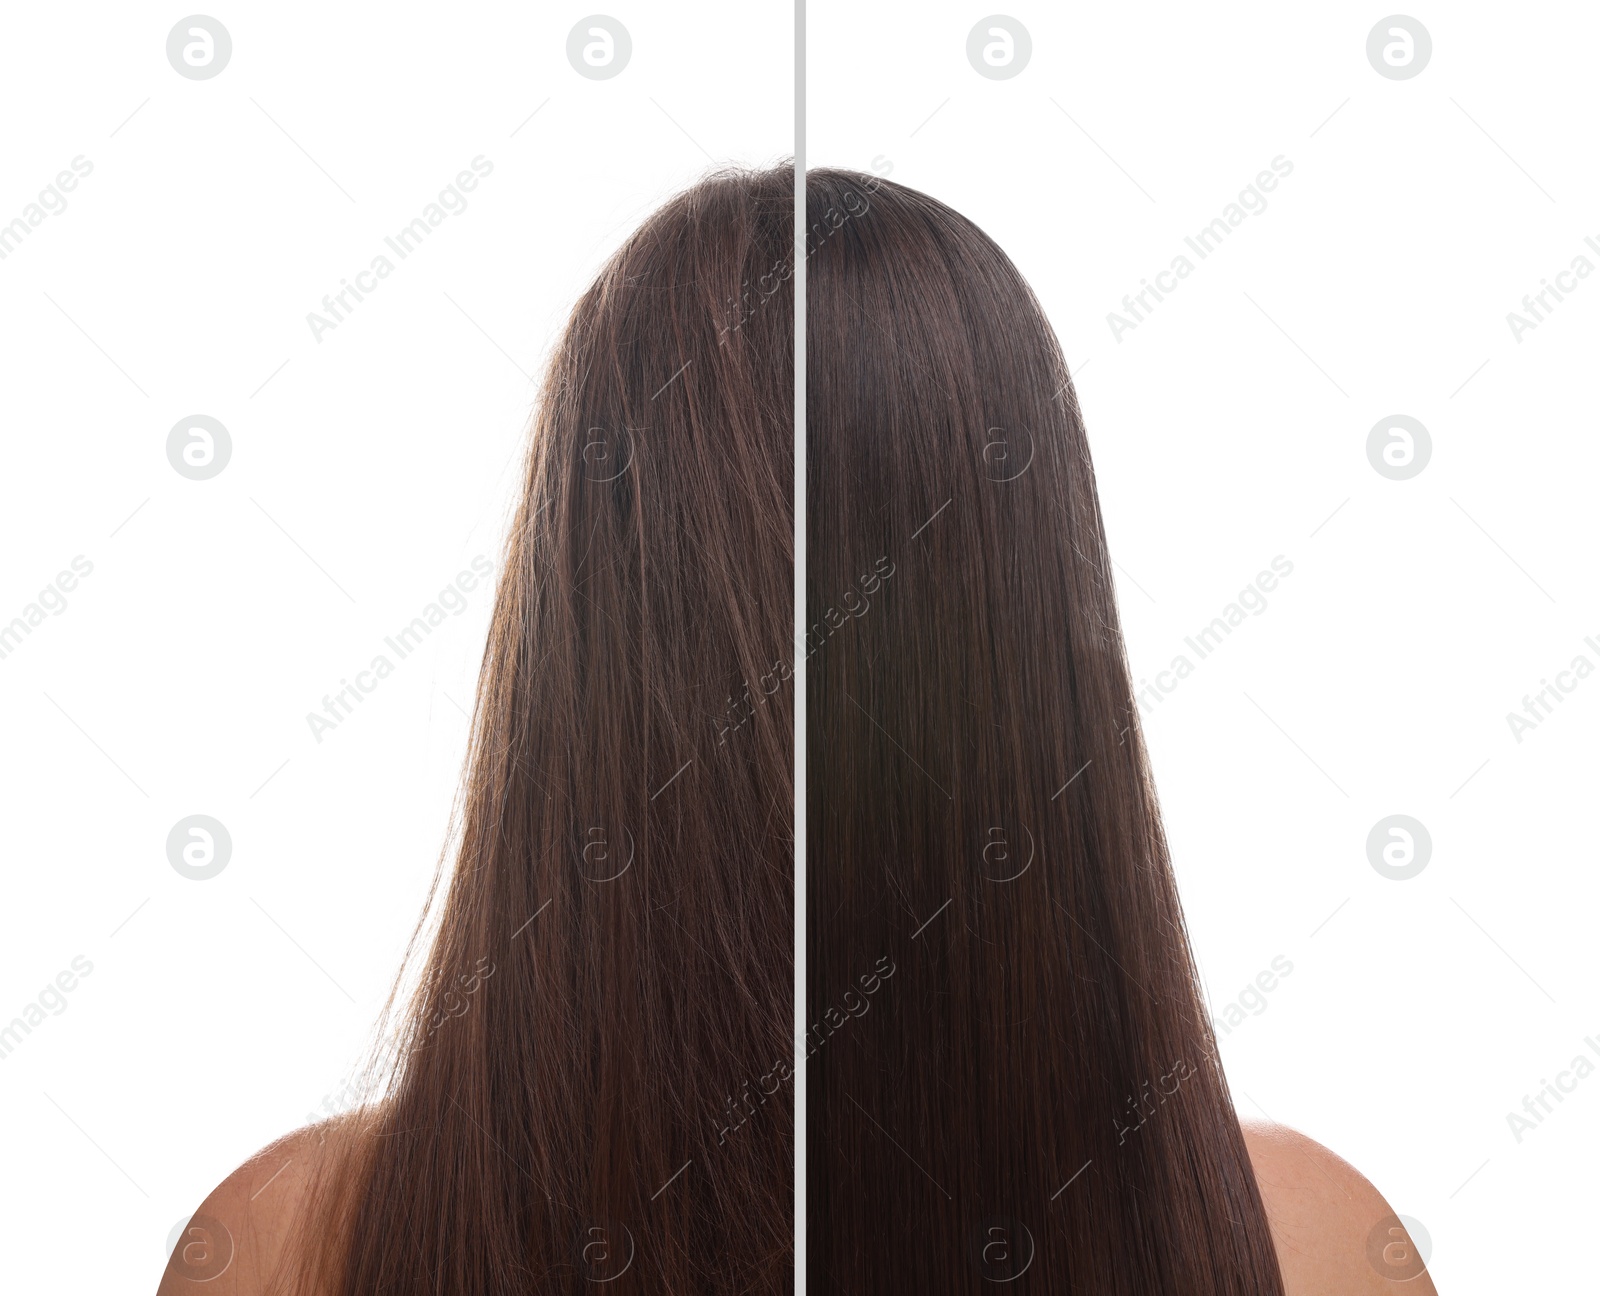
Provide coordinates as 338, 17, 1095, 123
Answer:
158, 166, 1431, 1295
159, 165, 796, 1295
803, 167, 1433, 1294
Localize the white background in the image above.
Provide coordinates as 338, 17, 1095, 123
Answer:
3, 2, 1592, 1293
811, 2, 1597, 1292
0, 4, 789, 1291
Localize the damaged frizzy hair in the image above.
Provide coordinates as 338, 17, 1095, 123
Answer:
805, 168, 1287, 1294
285, 166, 795, 1294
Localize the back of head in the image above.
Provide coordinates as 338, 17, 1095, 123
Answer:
805, 168, 1285, 1294
292, 165, 796, 1295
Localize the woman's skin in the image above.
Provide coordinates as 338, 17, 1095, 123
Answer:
155, 1119, 1439, 1295
1241, 1122, 1440, 1296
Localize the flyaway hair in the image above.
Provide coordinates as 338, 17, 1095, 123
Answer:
284, 165, 796, 1295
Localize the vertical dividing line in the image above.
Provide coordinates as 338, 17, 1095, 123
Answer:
792, 2, 807, 1294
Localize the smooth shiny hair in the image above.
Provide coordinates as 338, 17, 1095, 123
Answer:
287, 165, 796, 1295
805, 168, 1286, 1294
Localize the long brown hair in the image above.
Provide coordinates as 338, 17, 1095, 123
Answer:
805, 168, 1286, 1293
289, 165, 796, 1294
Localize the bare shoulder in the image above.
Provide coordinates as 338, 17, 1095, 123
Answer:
155, 1114, 365, 1296
1241, 1119, 1438, 1296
